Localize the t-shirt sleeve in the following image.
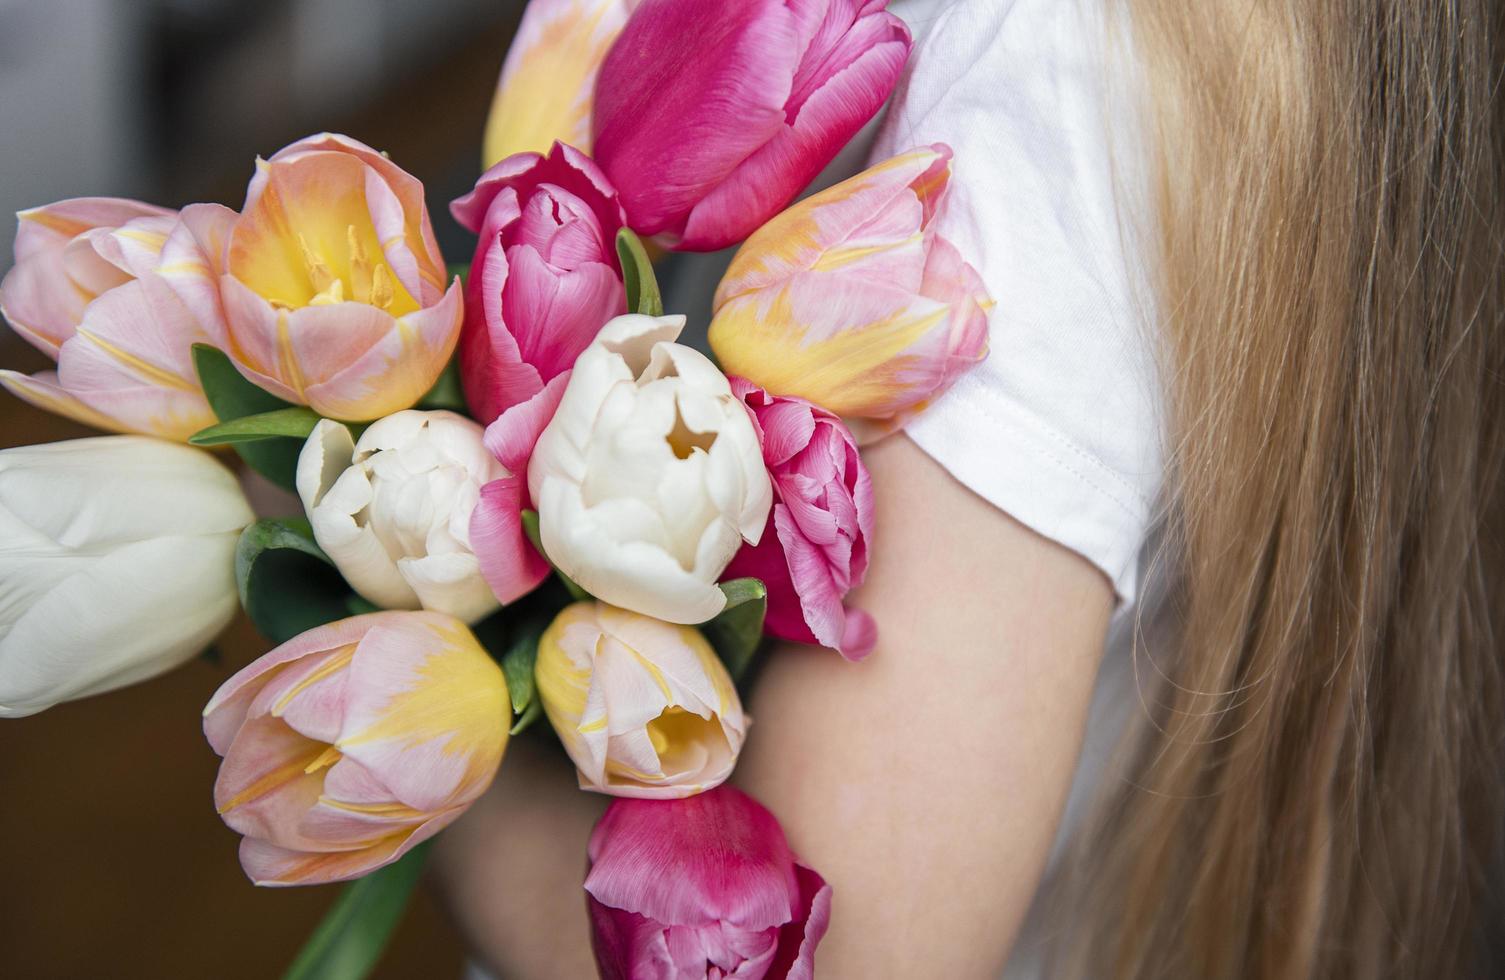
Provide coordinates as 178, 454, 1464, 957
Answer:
876, 0, 1163, 603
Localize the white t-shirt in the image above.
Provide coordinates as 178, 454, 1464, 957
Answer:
876, 2, 1161, 975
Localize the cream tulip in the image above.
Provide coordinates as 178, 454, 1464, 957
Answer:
535, 601, 746, 799
527, 314, 772, 625
0, 437, 252, 717
296, 411, 505, 624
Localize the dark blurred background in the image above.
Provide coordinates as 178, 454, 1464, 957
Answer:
0, 1, 530, 975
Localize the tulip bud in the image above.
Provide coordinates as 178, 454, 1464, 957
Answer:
536, 601, 746, 799
202, 611, 508, 886
723, 379, 877, 660
708, 144, 992, 440
162, 134, 462, 422
0, 437, 252, 717
586, 786, 832, 978
0, 199, 225, 439
593, 0, 912, 251
528, 314, 772, 625
297, 411, 505, 624
482, 0, 639, 167
450, 142, 626, 426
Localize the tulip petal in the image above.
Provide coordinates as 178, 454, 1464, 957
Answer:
215, 714, 340, 850
397, 552, 499, 623
504, 245, 623, 380
482, 0, 636, 165
0, 533, 238, 717
204, 614, 393, 754
593, 0, 802, 240
336, 613, 507, 813
237, 807, 455, 887
0, 369, 129, 434
304, 280, 463, 421
768, 863, 834, 980
470, 475, 552, 606
585, 787, 801, 931
680, 7, 911, 251
53, 275, 216, 439
157, 203, 237, 349
0, 246, 87, 357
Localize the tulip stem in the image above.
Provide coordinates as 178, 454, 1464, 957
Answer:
282, 840, 433, 980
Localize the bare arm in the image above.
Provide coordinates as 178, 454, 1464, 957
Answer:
434, 434, 1112, 977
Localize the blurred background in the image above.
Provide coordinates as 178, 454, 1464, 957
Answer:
0, 0, 529, 975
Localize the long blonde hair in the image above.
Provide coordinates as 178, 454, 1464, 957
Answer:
1071, 1, 1505, 975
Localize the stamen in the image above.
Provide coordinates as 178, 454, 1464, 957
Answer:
298, 234, 337, 295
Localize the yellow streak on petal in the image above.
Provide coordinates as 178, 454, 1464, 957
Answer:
115, 228, 168, 251
73, 328, 199, 392
625, 643, 675, 703
577, 716, 608, 734
275, 310, 309, 401
304, 744, 343, 774
271, 645, 357, 717
810, 233, 923, 274
19, 208, 93, 239
710, 286, 950, 418
318, 798, 427, 820
218, 743, 329, 814
0, 370, 128, 433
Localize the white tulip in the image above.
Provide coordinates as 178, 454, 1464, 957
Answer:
0, 436, 252, 718
297, 410, 504, 624
527, 314, 772, 625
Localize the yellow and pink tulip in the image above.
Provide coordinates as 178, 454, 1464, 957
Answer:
535, 601, 746, 799
0, 198, 223, 439
482, 0, 639, 167
202, 611, 508, 886
165, 133, 462, 422
708, 143, 992, 440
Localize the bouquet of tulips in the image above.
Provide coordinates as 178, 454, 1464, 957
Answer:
0, 1, 991, 975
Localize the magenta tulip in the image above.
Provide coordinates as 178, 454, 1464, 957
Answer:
585, 786, 832, 979
592, 0, 911, 251
723, 379, 877, 661
451, 141, 626, 426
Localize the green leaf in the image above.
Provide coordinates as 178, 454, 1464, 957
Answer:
446, 262, 469, 287
509, 699, 543, 737
703, 578, 768, 682
500, 617, 546, 718
193, 344, 306, 490
416, 357, 468, 413
236, 518, 359, 644
282, 841, 432, 980
615, 228, 663, 317
520, 509, 590, 601
189, 406, 322, 446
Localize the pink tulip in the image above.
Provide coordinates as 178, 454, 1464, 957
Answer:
466, 372, 569, 605
164, 133, 463, 422
202, 611, 509, 886
451, 142, 625, 427
0, 199, 224, 439
592, 0, 912, 251
723, 379, 876, 661
586, 786, 832, 979
708, 144, 991, 440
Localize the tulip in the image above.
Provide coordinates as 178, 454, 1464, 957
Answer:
482, 0, 639, 167
202, 611, 509, 886
162, 133, 462, 422
585, 786, 832, 978
0, 437, 252, 717
536, 601, 746, 799
297, 411, 505, 623
0, 199, 224, 439
528, 314, 771, 625
451, 142, 625, 426
592, 0, 912, 251
723, 379, 877, 661
708, 144, 992, 440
